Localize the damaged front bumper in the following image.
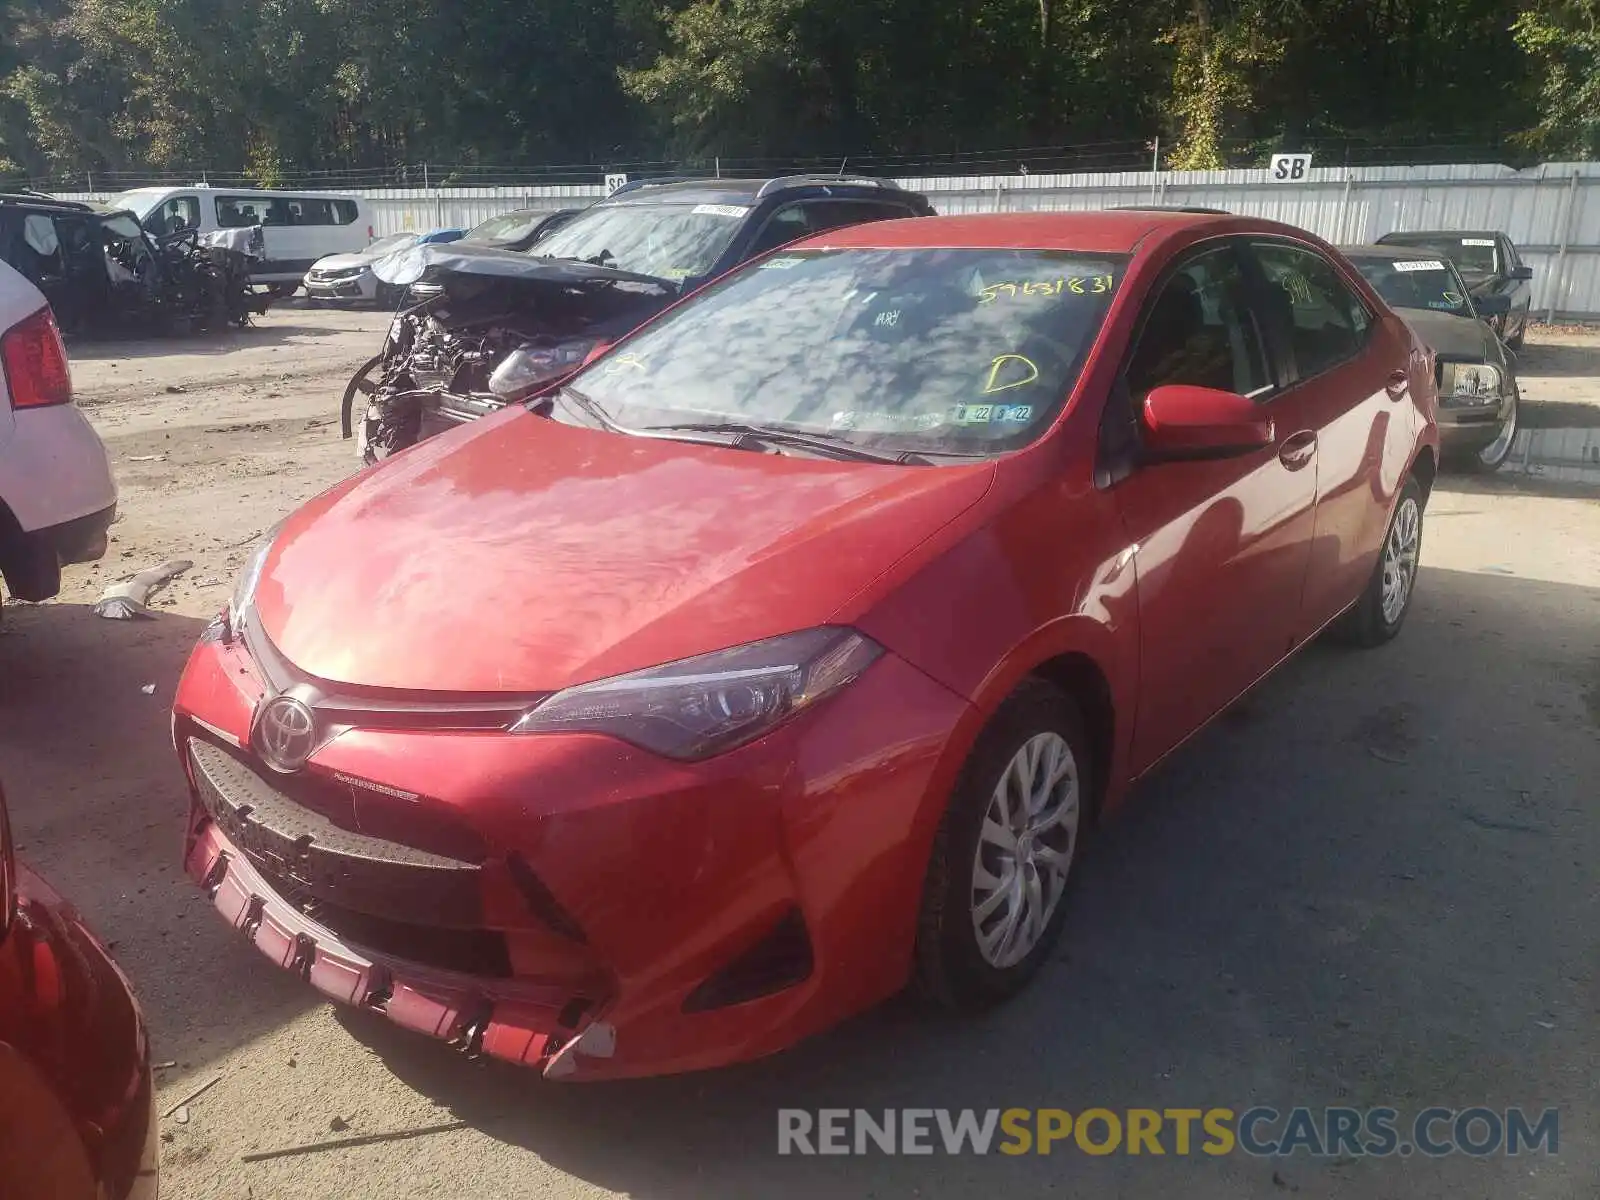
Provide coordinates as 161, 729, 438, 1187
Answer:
174, 627, 968, 1081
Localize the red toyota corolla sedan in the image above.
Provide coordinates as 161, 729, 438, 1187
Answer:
174, 211, 1439, 1081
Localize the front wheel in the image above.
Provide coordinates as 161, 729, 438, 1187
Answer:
1334, 476, 1425, 648
340, 355, 383, 441
915, 681, 1091, 1011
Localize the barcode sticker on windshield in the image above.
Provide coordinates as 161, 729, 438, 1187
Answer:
1462, 238, 1496, 247
1393, 260, 1447, 273
692, 204, 750, 218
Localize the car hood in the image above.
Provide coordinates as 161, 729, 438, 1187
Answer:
1396, 308, 1505, 364
311, 251, 381, 272
254, 412, 995, 693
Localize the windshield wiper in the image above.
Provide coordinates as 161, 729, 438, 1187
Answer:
640, 421, 931, 465
554, 385, 621, 430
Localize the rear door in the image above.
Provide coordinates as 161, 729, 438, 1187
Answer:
1107, 240, 1320, 772
1244, 239, 1410, 633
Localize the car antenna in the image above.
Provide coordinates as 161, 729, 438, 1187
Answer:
836, 158, 848, 180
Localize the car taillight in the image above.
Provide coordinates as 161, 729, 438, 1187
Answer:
0, 306, 73, 410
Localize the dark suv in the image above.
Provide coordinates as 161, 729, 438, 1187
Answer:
541, 175, 938, 282
345, 175, 937, 458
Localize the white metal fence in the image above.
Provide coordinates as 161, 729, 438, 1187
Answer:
56, 161, 1600, 318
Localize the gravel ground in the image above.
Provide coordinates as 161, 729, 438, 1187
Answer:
1, 307, 1596, 1198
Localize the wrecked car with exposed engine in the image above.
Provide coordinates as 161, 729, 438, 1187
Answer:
341, 175, 935, 462
0, 193, 270, 337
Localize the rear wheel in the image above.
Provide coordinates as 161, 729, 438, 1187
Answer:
1334, 476, 1424, 647
915, 681, 1090, 1011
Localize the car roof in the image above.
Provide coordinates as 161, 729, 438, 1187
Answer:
0, 192, 94, 214
600, 176, 919, 208
1377, 230, 1503, 241
804, 210, 1285, 255
1340, 243, 1457, 261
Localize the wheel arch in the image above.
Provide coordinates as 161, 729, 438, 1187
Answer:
1411, 444, 1437, 502
1027, 651, 1116, 823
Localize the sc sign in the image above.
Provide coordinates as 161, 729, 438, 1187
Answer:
1270, 154, 1313, 182
604, 173, 630, 197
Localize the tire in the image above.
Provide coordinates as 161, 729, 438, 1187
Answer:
340, 355, 384, 440
1333, 476, 1425, 648
915, 680, 1092, 1011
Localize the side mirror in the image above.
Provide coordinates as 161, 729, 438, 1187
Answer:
1475, 293, 1512, 318
582, 341, 614, 367
1142, 384, 1275, 461
1512, 265, 1534, 282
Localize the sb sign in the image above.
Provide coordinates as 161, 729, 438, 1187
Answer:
1269, 153, 1313, 183
603, 173, 630, 197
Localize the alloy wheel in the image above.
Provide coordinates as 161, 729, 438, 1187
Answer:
970, 732, 1081, 969
1380, 496, 1422, 625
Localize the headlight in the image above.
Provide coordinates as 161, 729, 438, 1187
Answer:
1441, 362, 1502, 404
509, 627, 883, 760
489, 342, 595, 402
225, 531, 276, 640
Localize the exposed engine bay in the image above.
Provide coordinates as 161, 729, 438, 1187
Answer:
341, 245, 676, 463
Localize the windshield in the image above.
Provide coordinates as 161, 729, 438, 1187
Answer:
1351, 256, 1474, 318
565, 248, 1126, 456
1383, 234, 1499, 277
107, 190, 160, 218
463, 212, 548, 244
534, 202, 747, 282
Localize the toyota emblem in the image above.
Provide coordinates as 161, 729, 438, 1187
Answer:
254, 694, 318, 773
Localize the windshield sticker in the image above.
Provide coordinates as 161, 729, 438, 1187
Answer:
1392, 259, 1447, 273
692, 203, 750, 219
951, 403, 1035, 426
982, 354, 1041, 395
760, 256, 805, 270
662, 267, 692, 279
979, 275, 1115, 303
1461, 238, 1496, 247
874, 310, 902, 328
600, 352, 649, 375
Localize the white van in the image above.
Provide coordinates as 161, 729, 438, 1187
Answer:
107, 186, 374, 294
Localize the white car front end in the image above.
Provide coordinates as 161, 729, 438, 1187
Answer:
303, 253, 380, 303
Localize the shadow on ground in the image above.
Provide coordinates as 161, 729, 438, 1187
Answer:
0, 602, 316, 1065
323, 565, 1598, 1199
66, 319, 354, 363
1514, 339, 1600, 378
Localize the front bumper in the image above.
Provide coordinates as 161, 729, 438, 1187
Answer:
1437, 392, 1514, 453
175, 627, 970, 1080
303, 272, 377, 302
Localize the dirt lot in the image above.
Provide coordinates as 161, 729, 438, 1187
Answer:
2, 306, 1598, 1198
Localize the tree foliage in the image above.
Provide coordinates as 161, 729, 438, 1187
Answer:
0, 0, 1580, 185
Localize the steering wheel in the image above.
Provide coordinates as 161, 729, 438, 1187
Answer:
157, 226, 200, 252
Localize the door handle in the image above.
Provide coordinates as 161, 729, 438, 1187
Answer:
1279, 429, 1317, 470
